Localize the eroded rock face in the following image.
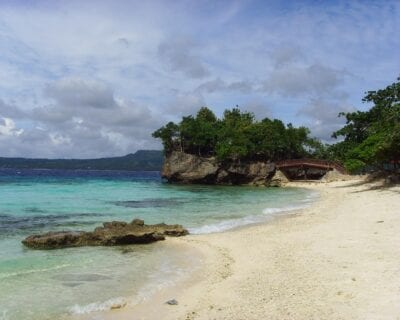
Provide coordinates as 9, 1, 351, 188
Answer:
22, 219, 189, 250
162, 151, 276, 186
269, 170, 290, 187
162, 151, 219, 183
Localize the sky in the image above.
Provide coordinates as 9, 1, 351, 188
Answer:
0, 0, 399, 158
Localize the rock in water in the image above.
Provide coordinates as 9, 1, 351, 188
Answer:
22, 218, 189, 249
110, 302, 127, 310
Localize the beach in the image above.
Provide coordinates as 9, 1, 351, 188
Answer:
91, 178, 400, 320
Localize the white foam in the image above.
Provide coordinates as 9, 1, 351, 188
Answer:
134, 257, 195, 303
69, 297, 127, 315
190, 191, 319, 235
189, 215, 262, 234
69, 251, 197, 316
263, 204, 307, 214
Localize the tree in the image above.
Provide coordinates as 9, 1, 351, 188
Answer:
153, 106, 320, 162
332, 78, 400, 172
215, 108, 255, 161
152, 122, 179, 154
194, 107, 218, 156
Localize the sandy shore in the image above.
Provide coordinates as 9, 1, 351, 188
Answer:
82, 178, 400, 320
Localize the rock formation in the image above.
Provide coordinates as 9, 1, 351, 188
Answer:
162, 151, 219, 183
22, 218, 189, 249
162, 151, 276, 186
269, 170, 290, 187
321, 169, 353, 182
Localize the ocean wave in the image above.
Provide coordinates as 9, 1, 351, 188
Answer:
189, 215, 269, 234
0, 263, 71, 280
262, 204, 307, 215
69, 251, 195, 315
190, 193, 319, 235
69, 297, 127, 314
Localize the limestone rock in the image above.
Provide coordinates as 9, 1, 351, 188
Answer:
321, 169, 351, 182
269, 170, 290, 187
162, 151, 219, 183
22, 218, 189, 250
162, 151, 276, 185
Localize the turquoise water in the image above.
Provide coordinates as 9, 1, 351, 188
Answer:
0, 169, 317, 320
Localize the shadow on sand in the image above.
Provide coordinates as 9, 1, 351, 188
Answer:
332, 172, 400, 194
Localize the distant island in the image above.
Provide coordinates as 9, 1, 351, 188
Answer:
0, 150, 163, 171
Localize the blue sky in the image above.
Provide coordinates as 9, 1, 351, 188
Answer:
0, 0, 399, 158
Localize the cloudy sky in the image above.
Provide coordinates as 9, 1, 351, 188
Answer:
0, 0, 399, 158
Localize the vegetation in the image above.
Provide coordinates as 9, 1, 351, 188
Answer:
331, 78, 400, 173
153, 78, 400, 174
5, 81, 396, 174
153, 107, 321, 162
0, 150, 163, 171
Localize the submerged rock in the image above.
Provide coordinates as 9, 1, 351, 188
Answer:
22, 218, 189, 250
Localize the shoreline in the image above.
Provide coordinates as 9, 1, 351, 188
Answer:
76, 178, 400, 319
70, 184, 319, 320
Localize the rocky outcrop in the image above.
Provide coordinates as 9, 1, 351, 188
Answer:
162, 151, 276, 186
321, 169, 353, 182
22, 218, 188, 249
162, 151, 219, 183
218, 161, 276, 185
269, 170, 290, 187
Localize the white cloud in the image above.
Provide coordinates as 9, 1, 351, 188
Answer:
0, 0, 398, 157
0, 117, 23, 137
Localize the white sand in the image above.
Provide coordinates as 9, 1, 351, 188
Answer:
80, 179, 400, 320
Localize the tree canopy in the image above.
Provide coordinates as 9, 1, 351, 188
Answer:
153, 107, 319, 162
331, 78, 400, 172
153, 79, 400, 173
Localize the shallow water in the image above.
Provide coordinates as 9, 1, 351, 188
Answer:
0, 169, 317, 319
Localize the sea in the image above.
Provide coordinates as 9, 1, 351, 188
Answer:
0, 169, 318, 320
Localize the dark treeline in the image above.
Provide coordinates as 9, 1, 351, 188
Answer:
0, 150, 163, 171
153, 78, 400, 173
153, 107, 322, 162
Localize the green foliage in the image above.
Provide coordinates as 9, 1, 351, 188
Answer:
153, 106, 316, 162
332, 78, 400, 172
152, 122, 179, 154
344, 159, 366, 173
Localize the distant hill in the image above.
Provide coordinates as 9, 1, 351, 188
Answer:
0, 150, 164, 171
